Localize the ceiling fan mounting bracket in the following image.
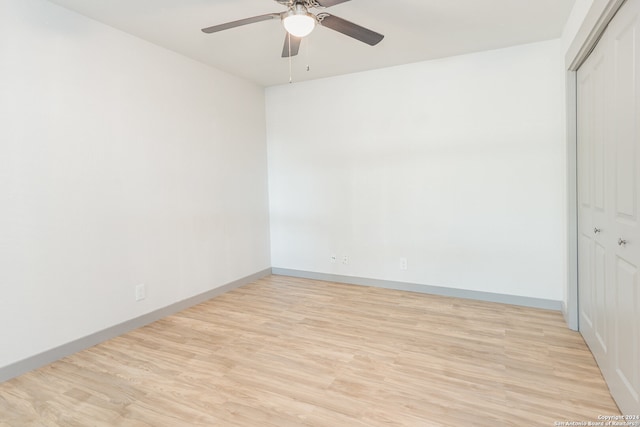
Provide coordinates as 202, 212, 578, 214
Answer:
276, 0, 327, 9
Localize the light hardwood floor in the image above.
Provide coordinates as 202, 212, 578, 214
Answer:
0, 275, 620, 426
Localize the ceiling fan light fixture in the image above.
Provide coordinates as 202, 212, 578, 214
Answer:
283, 5, 316, 37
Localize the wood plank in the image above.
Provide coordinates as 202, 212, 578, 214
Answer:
0, 275, 620, 425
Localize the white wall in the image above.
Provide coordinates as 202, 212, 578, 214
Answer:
0, 0, 270, 368
267, 40, 566, 301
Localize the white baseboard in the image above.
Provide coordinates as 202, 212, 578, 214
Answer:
271, 268, 563, 311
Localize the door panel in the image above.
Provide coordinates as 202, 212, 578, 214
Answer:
579, 233, 594, 329
614, 257, 639, 403
594, 241, 608, 352
578, 33, 610, 364
577, 0, 640, 414
578, 71, 593, 212
578, 52, 596, 339
613, 21, 637, 221
609, 0, 640, 411
593, 55, 607, 213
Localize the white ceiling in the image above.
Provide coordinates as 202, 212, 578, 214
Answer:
46, 0, 576, 87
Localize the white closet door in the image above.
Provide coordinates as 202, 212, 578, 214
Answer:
608, 0, 640, 412
577, 0, 640, 414
578, 33, 611, 366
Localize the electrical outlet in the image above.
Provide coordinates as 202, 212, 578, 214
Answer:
400, 257, 408, 270
135, 284, 146, 301
330, 254, 337, 263
342, 255, 349, 265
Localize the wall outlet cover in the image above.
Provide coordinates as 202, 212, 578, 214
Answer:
135, 284, 146, 301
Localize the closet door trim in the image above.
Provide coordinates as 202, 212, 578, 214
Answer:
565, 0, 626, 331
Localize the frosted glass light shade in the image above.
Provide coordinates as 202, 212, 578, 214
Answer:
283, 14, 315, 37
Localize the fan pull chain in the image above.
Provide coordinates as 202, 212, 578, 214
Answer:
305, 34, 310, 72
288, 32, 293, 84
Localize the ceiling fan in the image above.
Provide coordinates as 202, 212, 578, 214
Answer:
201, 0, 384, 58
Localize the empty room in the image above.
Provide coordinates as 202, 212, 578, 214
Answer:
1, 0, 639, 425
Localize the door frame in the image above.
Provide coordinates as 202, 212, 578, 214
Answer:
565, 0, 626, 331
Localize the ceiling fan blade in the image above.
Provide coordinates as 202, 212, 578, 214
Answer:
201, 13, 281, 34
318, 14, 384, 46
314, 0, 352, 7
282, 34, 302, 57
